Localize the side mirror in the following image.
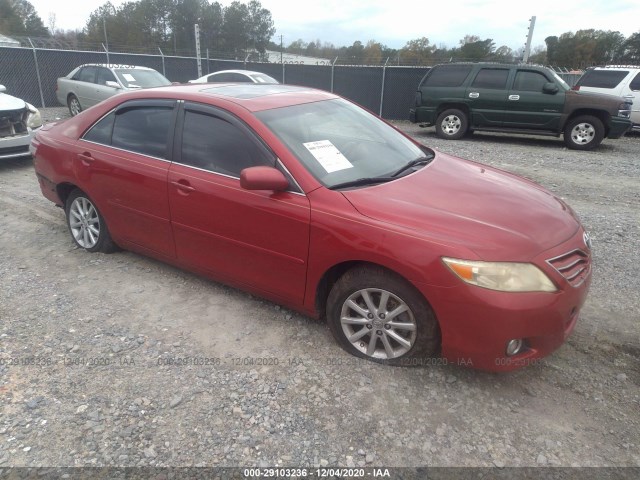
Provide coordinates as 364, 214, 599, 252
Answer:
0, 84, 6, 93
105, 81, 121, 89
240, 166, 289, 191
543, 82, 559, 94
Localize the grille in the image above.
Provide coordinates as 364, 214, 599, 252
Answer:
547, 249, 590, 287
0, 108, 28, 138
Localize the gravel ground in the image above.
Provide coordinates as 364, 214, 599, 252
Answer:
0, 107, 638, 471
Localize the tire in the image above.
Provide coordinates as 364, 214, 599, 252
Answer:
435, 108, 468, 140
68, 94, 82, 117
65, 189, 117, 253
327, 266, 440, 366
563, 115, 604, 150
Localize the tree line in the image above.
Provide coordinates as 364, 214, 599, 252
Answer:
1, 0, 639, 67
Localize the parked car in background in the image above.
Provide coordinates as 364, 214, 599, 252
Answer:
32, 83, 592, 372
56, 64, 171, 116
188, 70, 279, 84
410, 63, 633, 150
573, 65, 640, 129
0, 84, 42, 160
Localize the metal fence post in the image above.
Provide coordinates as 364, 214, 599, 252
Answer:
27, 38, 45, 108
158, 47, 165, 76
244, 53, 249, 70
206, 48, 209, 74
379, 57, 389, 117
282, 62, 285, 84
102, 43, 110, 64
331, 56, 338, 92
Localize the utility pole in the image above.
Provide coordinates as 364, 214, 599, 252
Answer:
195, 24, 202, 78
523, 16, 536, 63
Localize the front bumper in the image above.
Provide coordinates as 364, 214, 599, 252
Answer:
607, 116, 633, 139
418, 229, 592, 372
0, 129, 36, 160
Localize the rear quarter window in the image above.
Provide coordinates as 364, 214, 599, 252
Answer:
629, 73, 640, 91
422, 65, 473, 87
578, 70, 628, 89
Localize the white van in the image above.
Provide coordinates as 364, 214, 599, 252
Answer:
573, 66, 640, 129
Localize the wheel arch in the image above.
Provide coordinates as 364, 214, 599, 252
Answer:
565, 109, 610, 135
56, 182, 79, 207
314, 260, 437, 322
436, 103, 471, 119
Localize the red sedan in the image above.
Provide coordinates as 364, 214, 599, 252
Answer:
31, 84, 591, 371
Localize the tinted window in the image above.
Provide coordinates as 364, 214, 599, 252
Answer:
180, 110, 271, 177
208, 73, 233, 82
111, 106, 173, 158
423, 65, 472, 87
78, 66, 97, 83
229, 73, 252, 82
471, 69, 509, 89
630, 72, 640, 91
578, 70, 628, 89
97, 68, 117, 86
513, 71, 549, 92
83, 112, 115, 144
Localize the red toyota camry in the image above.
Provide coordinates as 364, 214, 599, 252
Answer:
31, 84, 592, 371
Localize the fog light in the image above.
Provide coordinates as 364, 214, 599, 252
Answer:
506, 339, 523, 356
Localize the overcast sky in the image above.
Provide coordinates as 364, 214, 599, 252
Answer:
30, 0, 640, 51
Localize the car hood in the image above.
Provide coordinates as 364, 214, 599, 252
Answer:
341, 152, 580, 260
0, 92, 27, 111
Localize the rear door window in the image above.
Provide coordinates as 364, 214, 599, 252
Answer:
471, 69, 510, 90
578, 70, 628, 89
111, 105, 174, 158
422, 65, 473, 87
77, 66, 97, 83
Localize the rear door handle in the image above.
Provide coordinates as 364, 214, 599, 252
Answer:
469, 92, 479, 98
509, 95, 520, 101
171, 180, 196, 193
78, 152, 94, 166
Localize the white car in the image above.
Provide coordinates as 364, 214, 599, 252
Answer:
573, 66, 640, 129
56, 64, 171, 116
188, 70, 279, 84
0, 84, 42, 160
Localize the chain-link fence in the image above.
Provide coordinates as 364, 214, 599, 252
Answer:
0, 44, 583, 120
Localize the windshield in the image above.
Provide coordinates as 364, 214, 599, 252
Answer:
550, 71, 571, 91
114, 69, 171, 89
255, 99, 430, 188
249, 73, 278, 84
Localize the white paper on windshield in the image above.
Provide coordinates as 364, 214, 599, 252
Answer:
122, 73, 136, 82
303, 140, 353, 173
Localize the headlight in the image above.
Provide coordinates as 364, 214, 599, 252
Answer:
442, 257, 557, 292
26, 103, 43, 129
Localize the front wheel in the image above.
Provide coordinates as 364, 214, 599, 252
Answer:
435, 108, 469, 140
65, 189, 117, 253
327, 266, 440, 366
68, 94, 82, 116
563, 115, 604, 150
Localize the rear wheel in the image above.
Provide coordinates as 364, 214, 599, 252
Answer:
327, 266, 440, 366
65, 189, 117, 253
68, 94, 82, 116
435, 108, 468, 140
563, 115, 604, 150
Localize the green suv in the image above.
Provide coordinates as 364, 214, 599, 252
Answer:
409, 63, 632, 150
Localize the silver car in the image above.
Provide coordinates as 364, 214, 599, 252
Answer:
0, 84, 42, 160
56, 64, 171, 116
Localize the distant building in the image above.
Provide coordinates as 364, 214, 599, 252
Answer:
0, 34, 20, 47
264, 50, 331, 65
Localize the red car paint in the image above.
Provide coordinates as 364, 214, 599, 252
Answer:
32, 84, 591, 371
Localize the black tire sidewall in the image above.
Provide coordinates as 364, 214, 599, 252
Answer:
327, 266, 440, 365
564, 115, 604, 150
65, 190, 112, 253
435, 109, 468, 140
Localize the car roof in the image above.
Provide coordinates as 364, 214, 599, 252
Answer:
78, 64, 157, 71
208, 70, 269, 76
120, 83, 337, 112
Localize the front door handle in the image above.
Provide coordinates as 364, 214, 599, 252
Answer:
509, 95, 520, 101
171, 180, 196, 194
469, 92, 479, 98
78, 152, 94, 166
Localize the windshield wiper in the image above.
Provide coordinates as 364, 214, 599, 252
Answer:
329, 176, 395, 190
390, 155, 434, 178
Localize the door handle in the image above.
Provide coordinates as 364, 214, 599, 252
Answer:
78, 152, 94, 166
171, 180, 196, 193
508, 95, 520, 101
469, 92, 479, 98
